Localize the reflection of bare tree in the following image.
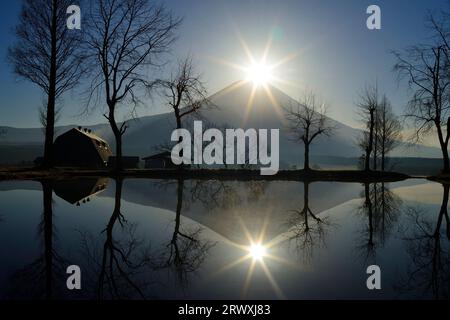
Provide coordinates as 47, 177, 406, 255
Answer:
154, 178, 214, 286
82, 178, 155, 299
356, 182, 402, 262
286, 182, 330, 261
189, 180, 267, 211
150, 178, 267, 213
189, 180, 240, 210
8, 181, 65, 299
373, 182, 402, 245
357, 183, 376, 261
149, 178, 241, 211
396, 184, 450, 299
245, 181, 268, 203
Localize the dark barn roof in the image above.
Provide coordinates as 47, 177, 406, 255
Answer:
53, 128, 112, 168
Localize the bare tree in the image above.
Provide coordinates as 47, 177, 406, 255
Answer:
86, 0, 181, 171
377, 95, 402, 171
393, 14, 450, 173
373, 107, 379, 171
356, 85, 378, 172
284, 92, 333, 171
8, 0, 84, 168
161, 57, 209, 130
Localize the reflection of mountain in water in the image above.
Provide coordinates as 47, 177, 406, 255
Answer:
2, 178, 450, 299
53, 178, 109, 205
0, 178, 423, 245
99, 179, 362, 244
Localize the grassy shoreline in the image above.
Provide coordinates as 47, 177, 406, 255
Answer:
0, 166, 415, 183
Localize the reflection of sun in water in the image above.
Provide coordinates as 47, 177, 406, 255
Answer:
248, 242, 267, 261
211, 215, 301, 300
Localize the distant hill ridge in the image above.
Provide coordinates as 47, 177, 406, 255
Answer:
0, 81, 442, 166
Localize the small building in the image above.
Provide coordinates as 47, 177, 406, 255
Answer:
108, 156, 140, 169
53, 127, 112, 168
142, 151, 177, 169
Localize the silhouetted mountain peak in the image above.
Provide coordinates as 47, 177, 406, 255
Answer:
0, 81, 443, 164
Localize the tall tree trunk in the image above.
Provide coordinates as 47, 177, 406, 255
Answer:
373, 120, 378, 171
381, 129, 385, 171
43, 0, 58, 168
108, 106, 123, 172
380, 182, 386, 242
381, 111, 386, 172
365, 149, 370, 172
44, 96, 56, 168
304, 142, 310, 171
440, 142, 450, 174
115, 133, 123, 171
366, 109, 375, 172
174, 110, 184, 169
175, 109, 182, 130
373, 148, 377, 171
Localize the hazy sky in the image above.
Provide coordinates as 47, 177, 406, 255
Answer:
0, 0, 448, 128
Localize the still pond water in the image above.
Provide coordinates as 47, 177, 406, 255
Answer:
0, 178, 449, 299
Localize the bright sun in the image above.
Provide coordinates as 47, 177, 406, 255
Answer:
249, 243, 267, 261
245, 62, 273, 86
212, 32, 299, 125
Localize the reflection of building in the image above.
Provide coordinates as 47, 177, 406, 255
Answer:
53, 178, 109, 205
142, 151, 176, 169
53, 128, 112, 168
